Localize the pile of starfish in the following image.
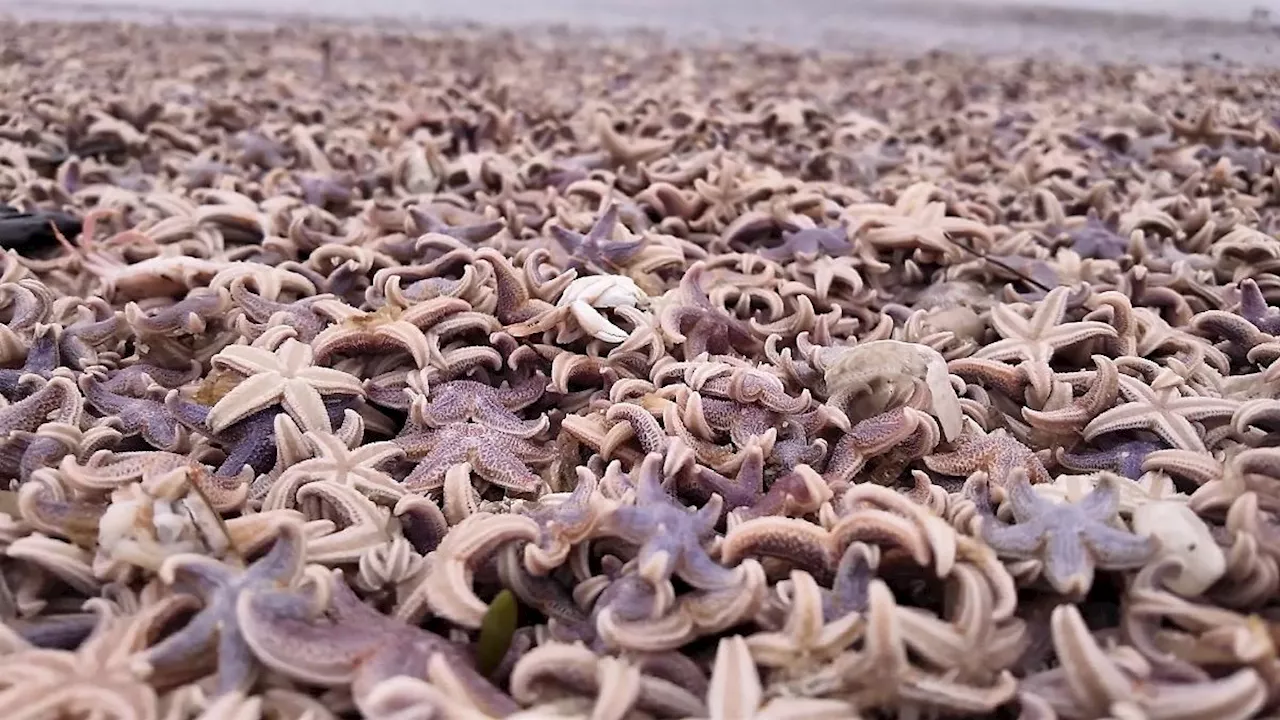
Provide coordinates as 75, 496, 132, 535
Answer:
0, 16, 1278, 720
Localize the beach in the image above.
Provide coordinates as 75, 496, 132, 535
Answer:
3, 0, 1279, 66
0, 3, 1279, 720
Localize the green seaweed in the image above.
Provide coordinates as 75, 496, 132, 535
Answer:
476, 589, 518, 677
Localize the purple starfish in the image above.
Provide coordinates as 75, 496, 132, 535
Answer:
1058, 438, 1166, 480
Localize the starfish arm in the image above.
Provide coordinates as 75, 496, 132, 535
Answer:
468, 442, 544, 493
244, 522, 308, 584
1142, 669, 1267, 720
474, 397, 546, 437
1040, 529, 1094, 596
208, 373, 285, 433
402, 445, 471, 491
215, 621, 258, 695
212, 345, 279, 376
238, 588, 367, 686
142, 603, 220, 671
1075, 475, 1121, 520
1175, 397, 1242, 422
1082, 525, 1156, 568
281, 381, 335, 433
981, 520, 1045, 558
1041, 322, 1118, 350
297, 367, 363, 395
1084, 404, 1205, 452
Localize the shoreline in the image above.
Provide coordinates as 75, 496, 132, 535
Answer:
2, 0, 1278, 68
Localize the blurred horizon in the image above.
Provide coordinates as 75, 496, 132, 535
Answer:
7, 0, 1278, 21
2, 0, 1277, 66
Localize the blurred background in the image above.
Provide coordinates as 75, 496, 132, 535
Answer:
1, 0, 1277, 65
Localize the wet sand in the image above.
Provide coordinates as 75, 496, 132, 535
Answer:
2, 0, 1279, 67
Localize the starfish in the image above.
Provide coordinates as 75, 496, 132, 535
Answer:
706, 634, 857, 719
948, 356, 1031, 405
125, 289, 228, 336
238, 569, 517, 716
206, 336, 364, 434
601, 452, 738, 589
410, 374, 546, 438
264, 430, 406, 509
1192, 308, 1273, 359
726, 482, 953, 579
79, 368, 184, 451
748, 567, 863, 673
1056, 438, 1166, 480
727, 462, 832, 525
136, 522, 308, 695
1021, 355, 1119, 435
1059, 208, 1131, 260
5, 420, 117, 484
924, 428, 1051, 488
296, 172, 354, 208
973, 286, 1117, 400
549, 203, 646, 273
396, 422, 556, 493
658, 262, 763, 359
476, 247, 554, 325
0, 323, 59, 401
505, 641, 704, 718
0, 375, 82, 437
58, 302, 121, 369
856, 182, 995, 260
518, 464, 611, 574
771, 420, 828, 471
0, 594, 192, 719
309, 295, 471, 369
973, 468, 1155, 596
685, 396, 784, 450
778, 576, 1017, 715
286, 481, 396, 565
101, 362, 202, 394
757, 224, 850, 263
1020, 604, 1266, 720
228, 279, 332, 342
1238, 278, 1280, 334
406, 205, 505, 246
168, 391, 357, 477
677, 442, 766, 510
1083, 371, 1239, 453
676, 363, 813, 415
823, 407, 921, 488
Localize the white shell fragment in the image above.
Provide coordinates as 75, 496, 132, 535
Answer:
1132, 501, 1226, 596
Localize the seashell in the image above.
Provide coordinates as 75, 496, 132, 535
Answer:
1132, 501, 1226, 596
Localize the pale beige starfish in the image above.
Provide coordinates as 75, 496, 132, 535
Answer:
207, 335, 364, 434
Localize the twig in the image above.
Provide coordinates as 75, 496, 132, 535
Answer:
944, 235, 1055, 294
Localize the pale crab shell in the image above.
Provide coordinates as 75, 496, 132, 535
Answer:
1132, 500, 1225, 596
822, 339, 963, 442
557, 275, 650, 344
